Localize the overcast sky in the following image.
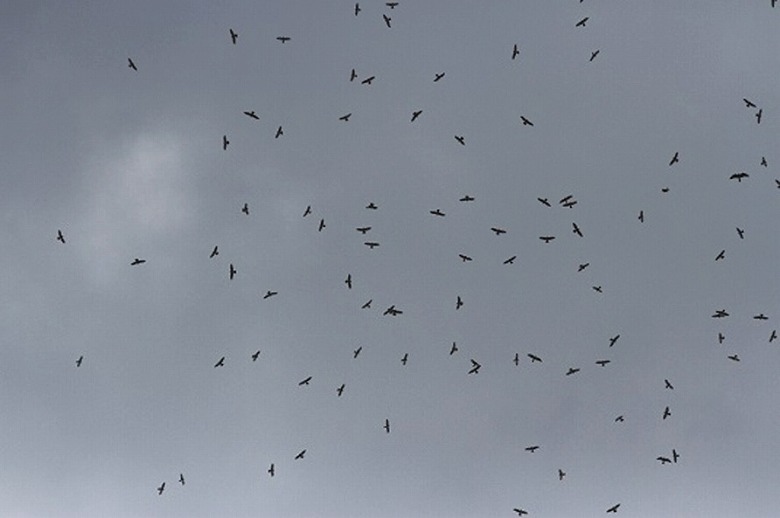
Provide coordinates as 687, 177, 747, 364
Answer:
2, 1, 780, 517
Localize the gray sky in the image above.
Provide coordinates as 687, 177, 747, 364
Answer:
2, 1, 779, 517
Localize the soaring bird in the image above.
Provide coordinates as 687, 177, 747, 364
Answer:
743, 98, 756, 108
458, 254, 473, 262
430, 209, 446, 217
459, 195, 475, 202
609, 335, 620, 347
512, 44, 520, 60
243, 110, 259, 120
242, 203, 250, 215
672, 449, 680, 463
527, 353, 542, 363
56, 230, 66, 243
251, 350, 260, 362
229, 28, 238, 44
276, 36, 291, 43
669, 152, 679, 166
209, 245, 219, 258
157, 482, 165, 495
275, 126, 284, 138
665, 379, 674, 390
298, 376, 312, 386
537, 197, 551, 207
337, 383, 345, 396
345, 274, 352, 289
572, 222, 583, 237
179, 473, 185, 485
638, 210, 644, 222
354, 3, 361, 16
450, 342, 458, 355
130, 258, 146, 266
303, 205, 311, 217
728, 354, 740, 362
525, 445, 540, 453
456, 296, 464, 310
382, 14, 392, 28
295, 449, 306, 459
606, 503, 620, 513
663, 406, 671, 420
736, 227, 744, 239
353, 346, 362, 359
214, 357, 225, 368
490, 227, 507, 235
263, 290, 277, 299
558, 469, 566, 481
229, 263, 236, 279
128, 58, 137, 71
361, 299, 372, 309
434, 72, 445, 82
222, 135, 229, 150
590, 49, 600, 61
318, 219, 326, 231
520, 116, 534, 126
578, 263, 590, 272
76, 356, 83, 367
361, 76, 376, 85
565, 367, 580, 376
513, 509, 528, 516
339, 113, 352, 122
384, 419, 391, 433
268, 463, 275, 476
454, 135, 466, 145
756, 108, 762, 124
503, 256, 517, 265
401, 353, 408, 365
350, 68, 358, 81
576, 16, 589, 27
411, 110, 423, 122
715, 250, 725, 261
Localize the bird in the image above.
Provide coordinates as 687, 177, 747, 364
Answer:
575, 16, 589, 27
229, 263, 236, 279
384, 419, 391, 433
229, 28, 238, 44
275, 126, 284, 138
512, 44, 520, 60
578, 263, 590, 272
179, 473, 185, 485
366, 202, 378, 210
303, 205, 311, 217
525, 445, 540, 453
490, 227, 507, 235
337, 384, 345, 396
354, 3, 361, 16
468, 359, 481, 374
638, 210, 644, 222
606, 503, 621, 513
361, 75, 376, 85
454, 135, 466, 145
456, 296, 464, 310
298, 376, 312, 386
209, 245, 219, 258
386, 1, 398, 8
350, 68, 358, 81
663, 406, 671, 420
268, 463, 275, 476
434, 72, 445, 82
657, 456, 672, 464
157, 482, 165, 495
527, 353, 542, 363
672, 449, 680, 463
770, 330, 777, 343
504, 255, 517, 265
430, 209, 445, 217
450, 342, 458, 355
361, 299, 372, 309
669, 152, 679, 166
214, 357, 225, 368
56, 229, 66, 243
458, 254, 473, 262
665, 379, 674, 390
595, 360, 611, 367
718, 332, 725, 344
661, 187, 670, 193
243, 110, 259, 120
776, 179, 780, 189
590, 49, 600, 61
76, 356, 83, 367
539, 236, 556, 243
566, 367, 580, 376
761, 156, 767, 167
222, 135, 229, 150
401, 353, 408, 365
614, 415, 624, 423
263, 290, 278, 299
558, 469, 566, 481
572, 222, 583, 237
513, 353, 520, 366
520, 116, 534, 126
345, 274, 352, 289
459, 195, 475, 202
382, 14, 391, 28
295, 449, 306, 459
353, 346, 362, 359
743, 98, 757, 108
276, 36, 291, 43
753, 313, 768, 320
251, 350, 260, 362
728, 354, 741, 362
339, 113, 352, 122
364, 242, 380, 249
729, 172, 749, 182
756, 108, 762, 124
318, 219, 326, 231
537, 197, 551, 207
736, 227, 745, 239
130, 258, 146, 266
712, 309, 730, 318
384, 305, 403, 316
411, 110, 423, 122
715, 250, 725, 261
513, 509, 528, 516
356, 226, 371, 234
242, 203, 250, 215
609, 334, 620, 347
128, 58, 137, 71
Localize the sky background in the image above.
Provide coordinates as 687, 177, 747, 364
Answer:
2, 1, 779, 517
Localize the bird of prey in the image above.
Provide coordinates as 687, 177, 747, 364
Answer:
383, 14, 392, 28
364, 242, 380, 249
350, 68, 358, 81
128, 58, 137, 71
566, 367, 580, 376
756, 108, 762, 124
242, 203, 250, 215
56, 230, 66, 243
504, 255, 517, 265
345, 274, 352, 289
210, 246, 219, 258
520, 116, 534, 126
512, 44, 520, 60
401, 353, 408, 365
454, 135, 466, 145
528, 353, 542, 363
665, 379, 674, 390
537, 197, 551, 207
430, 209, 445, 216
559, 194, 573, 204
609, 334, 620, 347
214, 357, 225, 368
770, 330, 777, 343
525, 445, 540, 453
130, 258, 146, 266
490, 227, 507, 235
468, 359, 482, 374
276, 36, 291, 43
366, 202, 378, 210
76, 356, 83, 367
298, 376, 312, 386
657, 456, 672, 464
411, 110, 423, 122
615, 415, 624, 423
243, 110, 259, 120
743, 98, 756, 108
562, 199, 578, 208
753, 313, 769, 320
229, 29, 238, 44
712, 309, 729, 318
157, 482, 165, 495
729, 172, 749, 182
718, 332, 725, 344
669, 152, 679, 166
268, 463, 275, 476
337, 384, 345, 396
578, 263, 590, 272
595, 360, 611, 367
386, 2, 398, 8
539, 236, 556, 243
361, 299, 372, 309
384, 305, 403, 316
229, 263, 236, 279
339, 113, 352, 121
576, 16, 589, 27
354, 3, 361, 15
728, 354, 740, 362
275, 126, 284, 138
179, 473, 185, 485
459, 195, 475, 202
558, 469, 566, 481
456, 296, 464, 310
356, 226, 371, 234
572, 222, 583, 237
672, 449, 680, 463
303, 205, 311, 217
638, 210, 644, 222
458, 254, 473, 262
513, 509, 528, 516
263, 290, 278, 299
318, 219, 326, 231
590, 49, 600, 61
251, 350, 260, 362
384, 419, 391, 433
222, 135, 229, 150
736, 227, 744, 239
776, 179, 780, 189
450, 342, 458, 355
663, 406, 671, 420
761, 156, 767, 167
715, 250, 725, 261
353, 346, 362, 359
606, 503, 621, 513
295, 449, 306, 459
434, 72, 445, 82
513, 353, 520, 366
361, 75, 376, 85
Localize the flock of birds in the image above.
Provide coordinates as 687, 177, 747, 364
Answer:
45, 1, 780, 516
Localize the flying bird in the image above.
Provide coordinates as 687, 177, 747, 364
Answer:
663, 406, 671, 420
672, 449, 680, 463
576, 16, 589, 27
318, 219, 326, 231
242, 203, 250, 215
386, 2, 398, 8
572, 222, 583, 237
490, 227, 507, 235
638, 210, 644, 222
468, 359, 482, 374
430, 209, 446, 216
513, 353, 520, 366
411, 110, 423, 122
362, 299, 372, 309
276, 36, 291, 43
210, 246, 219, 258
268, 463, 275, 476
606, 503, 621, 513
350, 68, 358, 81
770, 330, 777, 343
361, 75, 376, 85
578, 263, 590, 272
528, 353, 542, 363
715, 250, 725, 261
729, 172, 749, 182
356, 226, 371, 234
364, 241, 380, 249
229, 28, 238, 44
434, 72, 445, 82
366, 202, 378, 210
728, 354, 740, 362
56, 230, 66, 243
303, 205, 311, 217
76, 356, 83, 367
590, 49, 600, 61
353, 346, 362, 359
756, 108, 762, 124
345, 274, 352, 289
456, 296, 463, 310
298, 376, 312, 386
229, 263, 236, 279
520, 116, 534, 126
558, 469, 566, 481
512, 44, 520, 60
718, 332, 725, 344
566, 367, 580, 376
753, 313, 769, 320
339, 113, 352, 122
130, 258, 146, 266
337, 383, 345, 396
504, 255, 517, 265
459, 195, 475, 202
295, 449, 306, 460
743, 98, 756, 108
669, 152, 679, 166
251, 350, 260, 362
761, 156, 767, 167
454, 135, 466, 145
383, 305, 403, 316
450, 342, 458, 355
243, 110, 259, 120
384, 419, 391, 433
157, 482, 165, 495
128, 58, 137, 71
712, 309, 729, 318
513, 509, 528, 516
214, 356, 225, 368
609, 334, 620, 347
263, 290, 278, 299
401, 353, 408, 365
614, 415, 624, 423
382, 14, 392, 28
354, 3, 361, 16
736, 227, 744, 239
537, 197, 551, 207
539, 236, 556, 243
595, 359, 611, 367
275, 126, 284, 138
458, 254, 473, 262
222, 135, 229, 150
665, 379, 674, 390
179, 473, 185, 485
525, 445, 540, 453
657, 456, 672, 465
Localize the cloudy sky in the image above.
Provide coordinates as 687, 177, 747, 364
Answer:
2, 1, 779, 517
